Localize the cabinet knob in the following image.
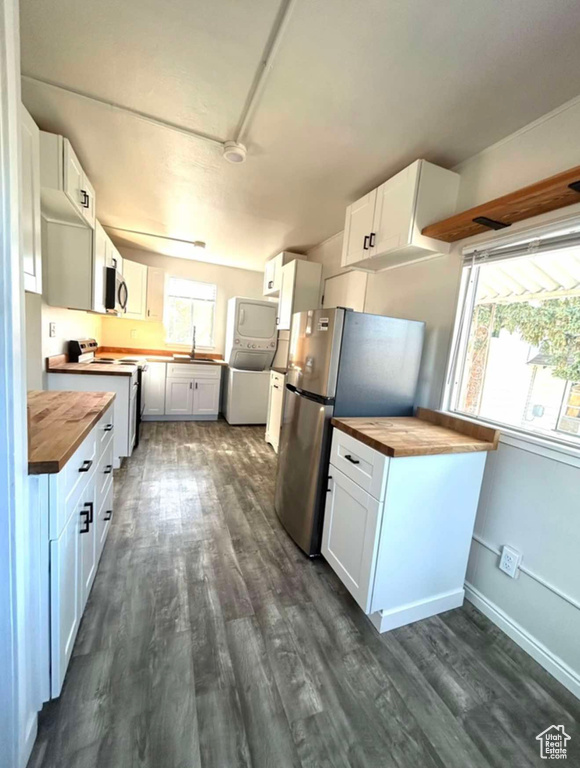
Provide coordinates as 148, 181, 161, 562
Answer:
369, 232, 376, 248
79, 459, 93, 473
326, 476, 333, 492
363, 235, 370, 250
104, 510, 113, 521
344, 454, 360, 465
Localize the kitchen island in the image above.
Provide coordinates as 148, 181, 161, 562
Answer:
323, 409, 499, 633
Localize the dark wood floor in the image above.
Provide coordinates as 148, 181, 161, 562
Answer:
30, 421, 579, 768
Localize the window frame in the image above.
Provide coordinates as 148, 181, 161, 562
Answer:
442, 231, 580, 462
163, 276, 217, 349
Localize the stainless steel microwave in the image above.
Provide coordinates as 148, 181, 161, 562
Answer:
105, 266, 128, 314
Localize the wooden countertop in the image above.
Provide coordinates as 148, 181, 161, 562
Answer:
47, 354, 137, 376
28, 391, 115, 474
97, 348, 227, 366
331, 408, 500, 458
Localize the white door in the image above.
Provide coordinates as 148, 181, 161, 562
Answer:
81, 172, 96, 228
79, 474, 97, 612
123, 259, 147, 320
63, 139, 84, 217
143, 363, 166, 416
277, 262, 295, 331
92, 222, 107, 313
263, 258, 277, 295
165, 377, 194, 415
266, 376, 284, 452
370, 164, 418, 257
342, 189, 377, 266
321, 465, 382, 614
193, 378, 220, 416
146, 267, 164, 320
20, 106, 42, 294
50, 498, 80, 696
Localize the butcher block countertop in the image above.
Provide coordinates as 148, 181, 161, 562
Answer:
47, 354, 137, 376
28, 391, 115, 474
96, 348, 227, 366
331, 408, 500, 458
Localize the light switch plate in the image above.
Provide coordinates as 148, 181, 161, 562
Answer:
49, 322, 56, 338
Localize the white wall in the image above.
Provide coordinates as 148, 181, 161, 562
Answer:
25, 292, 102, 389
307, 95, 580, 696
100, 246, 264, 356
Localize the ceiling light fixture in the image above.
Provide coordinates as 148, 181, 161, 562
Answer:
222, 141, 247, 164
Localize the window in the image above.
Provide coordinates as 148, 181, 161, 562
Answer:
164, 277, 216, 348
448, 234, 580, 448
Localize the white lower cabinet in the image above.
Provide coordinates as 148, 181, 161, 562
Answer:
322, 427, 487, 633
265, 370, 285, 453
142, 362, 167, 416
144, 362, 221, 420
47, 408, 115, 697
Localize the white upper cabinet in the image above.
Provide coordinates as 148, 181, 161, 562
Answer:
146, 267, 165, 321
341, 160, 459, 272
122, 259, 148, 320
263, 251, 307, 297
20, 105, 42, 294
92, 222, 108, 314
40, 132, 96, 229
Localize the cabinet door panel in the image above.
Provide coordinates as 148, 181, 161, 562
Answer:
143, 363, 166, 415
50, 499, 80, 697
321, 465, 382, 614
371, 165, 418, 257
20, 106, 42, 294
123, 259, 148, 320
97, 478, 113, 561
342, 190, 376, 266
63, 139, 84, 215
165, 377, 194, 415
193, 378, 219, 415
79, 474, 97, 612
267, 378, 284, 452
81, 173, 96, 228
277, 262, 295, 330
92, 222, 107, 313
146, 267, 164, 320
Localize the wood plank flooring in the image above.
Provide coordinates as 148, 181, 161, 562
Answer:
29, 421, 579, 768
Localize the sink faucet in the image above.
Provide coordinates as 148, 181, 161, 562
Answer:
191, 325, 196, 359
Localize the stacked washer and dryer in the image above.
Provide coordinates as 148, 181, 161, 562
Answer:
223, 297, 278, 424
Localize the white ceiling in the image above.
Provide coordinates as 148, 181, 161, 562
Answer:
20, 0, 580, 272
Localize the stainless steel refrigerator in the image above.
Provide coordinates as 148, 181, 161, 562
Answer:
274, 308, 425, 556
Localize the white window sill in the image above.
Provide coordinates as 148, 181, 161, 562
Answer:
441, 410, 580, 468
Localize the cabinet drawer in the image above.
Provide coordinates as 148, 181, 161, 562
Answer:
96, 404, 114, 452
61, 429, 97, 503
270, 370, 285, 386
95, 436, 114, 504
166, 363, 220, 379
330, 428, 388, 501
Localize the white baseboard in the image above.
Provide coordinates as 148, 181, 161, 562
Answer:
465, 582, 580, 700
369, 588, 464, 633
141, 414, 218, 421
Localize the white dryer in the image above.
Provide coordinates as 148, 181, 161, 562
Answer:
225, 297, 278, 371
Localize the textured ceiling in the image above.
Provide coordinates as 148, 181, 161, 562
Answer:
20, 0, 580, 271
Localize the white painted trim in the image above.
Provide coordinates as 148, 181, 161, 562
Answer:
368, 588, 464, 633
471, 536, 580, 613
465, 582, 580, 700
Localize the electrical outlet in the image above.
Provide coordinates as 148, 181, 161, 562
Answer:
130, 329, 137, 339
49, 322, 56, 338
499, 545, 521, 578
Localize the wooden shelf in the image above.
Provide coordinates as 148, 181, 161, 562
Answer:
421, 164, 580, 243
